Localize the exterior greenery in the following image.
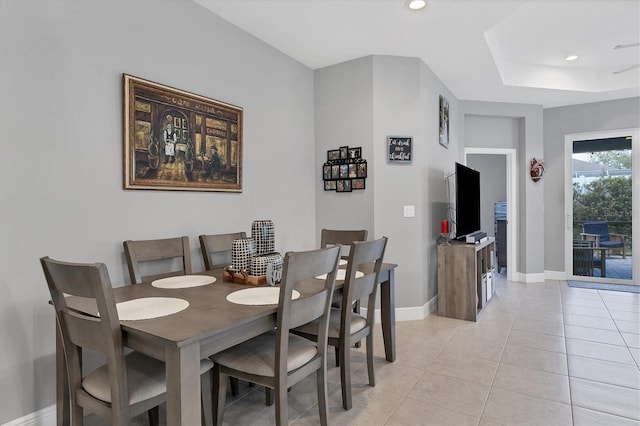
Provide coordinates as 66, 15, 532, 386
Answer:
573, 150, 632, 253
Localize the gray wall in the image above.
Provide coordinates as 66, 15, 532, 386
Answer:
460, 102, 545, 278
0, 0, 316, 422
543, 97, 640, 272
315, 56, 375, 238
315, 55, 460, 308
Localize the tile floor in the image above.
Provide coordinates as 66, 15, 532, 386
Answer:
87, 274, 640, 425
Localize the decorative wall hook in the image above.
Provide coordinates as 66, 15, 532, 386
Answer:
530, 157, 544, 182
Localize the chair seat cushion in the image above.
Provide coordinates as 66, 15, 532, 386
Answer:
295, 307, 367, 339
211, 331, 317, 377
599, 241, 624, 248
82, 352, 213, 405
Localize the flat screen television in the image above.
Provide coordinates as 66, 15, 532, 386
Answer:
454, 162, 481, 240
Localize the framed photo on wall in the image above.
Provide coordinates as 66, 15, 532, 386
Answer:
439, 95, 449, 148
123, 74, 243, 192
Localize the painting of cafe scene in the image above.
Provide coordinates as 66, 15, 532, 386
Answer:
124, 74, 243, 192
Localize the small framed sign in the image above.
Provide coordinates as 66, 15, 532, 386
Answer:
387, 136, 412, 162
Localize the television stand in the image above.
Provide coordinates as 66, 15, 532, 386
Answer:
437, 238, 496, 321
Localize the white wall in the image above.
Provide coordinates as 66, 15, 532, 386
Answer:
0, 0, 316, 422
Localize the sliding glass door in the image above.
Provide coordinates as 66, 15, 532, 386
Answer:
566, 129, 639, 285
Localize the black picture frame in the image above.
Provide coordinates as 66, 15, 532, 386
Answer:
328, 149, 341, 161
324, 180, 336, 190
323, 165, 332, 180
348, 147, 362, 159
387, 136, 412, 162
331, 165, 340, 179
339, 164, 349, 178
356, 162, 367, 178
336, 179, 352, 192
339, 146, 349, 159
352, 178, 365, 190
348, 164, 357, 178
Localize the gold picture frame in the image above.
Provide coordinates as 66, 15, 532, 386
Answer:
123, 74, 243, 192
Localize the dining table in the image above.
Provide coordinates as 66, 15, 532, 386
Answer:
55, 262, 398, 426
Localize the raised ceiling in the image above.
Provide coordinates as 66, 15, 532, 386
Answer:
195, 0, 640, 108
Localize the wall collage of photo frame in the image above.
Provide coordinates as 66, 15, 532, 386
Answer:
322, 146, 367, 192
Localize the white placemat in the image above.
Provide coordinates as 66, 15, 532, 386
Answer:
315, 269, 364, 280
116, 297, 189, 321
226, 287, 300, 306
151, 275, 216, 289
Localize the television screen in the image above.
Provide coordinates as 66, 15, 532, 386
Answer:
454, 162, 481, 240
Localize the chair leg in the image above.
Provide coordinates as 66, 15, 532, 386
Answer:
339, 344, 352, 410
230, 377, 240, 397
212, 364, 227, 426
366, 332, 375, 387
147, 406, 160, 426
316, 367, 329, 426
275, 385, 289, 426
266, 388, 274, 406
201, 370, 213, 426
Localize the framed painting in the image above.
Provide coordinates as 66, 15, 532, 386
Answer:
123, 74, 243, 192
439, 95, 449, 148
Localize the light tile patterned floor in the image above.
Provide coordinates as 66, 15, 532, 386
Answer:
86, 274, 640, 425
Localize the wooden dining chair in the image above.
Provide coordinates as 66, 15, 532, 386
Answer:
199, 231, 258, 400
40, 256, 214, 426
320, 228, 368, 258
123, 236, 192, 284
293, 237, 387, 410
320, 228, 369, 352
199, 232, 246, 270
211, 245, 341, 426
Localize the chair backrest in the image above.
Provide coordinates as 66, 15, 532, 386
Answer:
320, 229, 368, 247
582, 221, 610, 242
40, 257, 129, 415
320, 229, 368, 258
340, 237, 388, 333
275, 246, 340, 380
199, 232, 247, 270
123, 236, 192, 284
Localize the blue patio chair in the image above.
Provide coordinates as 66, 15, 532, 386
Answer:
581, 221, 627, 259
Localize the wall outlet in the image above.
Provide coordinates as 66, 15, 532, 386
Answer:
403, 205, 415, 217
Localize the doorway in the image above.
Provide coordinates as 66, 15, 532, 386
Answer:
466, 148, 517, 282
565, 128, 639, 285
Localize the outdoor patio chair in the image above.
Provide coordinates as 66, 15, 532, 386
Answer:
581, 221, 627, 259
573, 239, 604, 277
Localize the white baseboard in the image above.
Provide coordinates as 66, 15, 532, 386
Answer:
545, 270, 567, 281
362, 295, 438, 323
3, 404, 55, 426
523, 272, 546, 283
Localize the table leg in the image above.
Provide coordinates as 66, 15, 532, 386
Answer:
379, 268, 396, 362
55, 320, 69, 426
165, 343, 201, 426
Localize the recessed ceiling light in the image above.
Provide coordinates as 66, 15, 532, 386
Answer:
407, 0, 427, 10
565, 55, 579, 61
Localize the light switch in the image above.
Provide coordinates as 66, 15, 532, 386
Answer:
403, 205, 415, 217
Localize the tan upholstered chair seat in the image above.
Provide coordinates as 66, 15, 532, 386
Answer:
83, 352, 213, 405
212, 331, 317, 377
295, 308, 367, 338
